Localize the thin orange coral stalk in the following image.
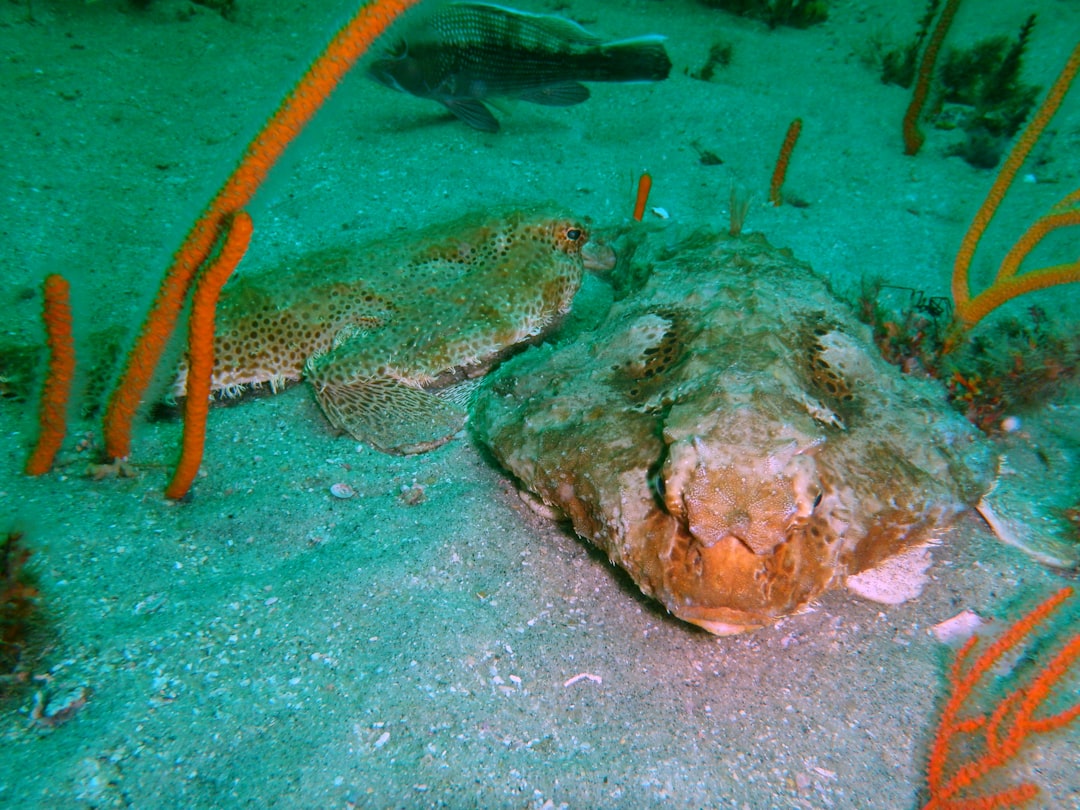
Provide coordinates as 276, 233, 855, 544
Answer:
995, 196, 1080, 282
903, 0, 962, 156
632, 172, 652, 222
102, 0, 422, 461
955, 260, 1080, 330
923, 586, 1080, 810
165, 211, 253, 501
951, 42, 1080, 331
25, 274, 76, 476
769, 117, 802, 207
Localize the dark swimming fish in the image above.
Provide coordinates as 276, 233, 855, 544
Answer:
369, 2, 672, 132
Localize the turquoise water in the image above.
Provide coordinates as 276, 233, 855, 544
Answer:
2, 1, 1078, 807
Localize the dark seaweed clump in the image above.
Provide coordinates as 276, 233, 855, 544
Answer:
877, 5, 1039, 168
856, 282, 1080, 434
698, 0, 827, 29
79, 325, 128, 420
687, 41, 734, 82
880, 0, 942, 88
942, 308, 1080, 432
0, 343, 39, 403
936, 15, 1040, 168
1, 532, 39, 694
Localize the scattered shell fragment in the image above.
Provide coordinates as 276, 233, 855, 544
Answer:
563, 672, 603, 687
398, 483, 426, 506
931, 609, 987, 646
329, 482, 355, 499
133, 592, 167, 615
30, 686, 91, 728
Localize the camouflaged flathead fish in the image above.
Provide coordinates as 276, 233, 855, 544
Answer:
474, 227, 998, 634
173, 211, 588, 455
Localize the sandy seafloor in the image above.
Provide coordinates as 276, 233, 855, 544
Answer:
2, 0, 1080, 807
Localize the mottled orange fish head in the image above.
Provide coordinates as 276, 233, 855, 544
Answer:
649, 422, 832, 635
524, 217, 588, 256
662, 435, 819, 558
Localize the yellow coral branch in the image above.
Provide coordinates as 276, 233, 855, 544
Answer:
951, 42, 1080, 331
957, 260, 1080, 328
995, 202, 1080, 282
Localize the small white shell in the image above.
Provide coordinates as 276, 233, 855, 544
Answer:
329, 483, 355, 499
932, 609, 987, 646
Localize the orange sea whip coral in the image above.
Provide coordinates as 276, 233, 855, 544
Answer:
102, 0, 423, 461
950, 42, 1080, 334
165, 212, 253, 501
768, 118, 802, 207
632, 172, 653, 221
903, 0, 962, 156
25, 274, 76, 476
922, 586, 1080, 809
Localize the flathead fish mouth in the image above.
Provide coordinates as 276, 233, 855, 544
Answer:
581, 239, 616, 273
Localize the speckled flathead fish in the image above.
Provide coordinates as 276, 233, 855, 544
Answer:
474, 228, 997, 634
171, 211, 589, 455
369, 2, 671, 132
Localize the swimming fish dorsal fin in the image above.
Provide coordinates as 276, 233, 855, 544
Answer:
452, 2, 603, 46
443, 97, 500, 132
311, 374, 467, 455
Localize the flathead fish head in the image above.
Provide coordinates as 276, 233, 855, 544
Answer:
513, 217, 588, 257
548, 218, 589, 256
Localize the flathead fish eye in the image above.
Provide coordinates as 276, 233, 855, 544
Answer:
565, 228, 582, 241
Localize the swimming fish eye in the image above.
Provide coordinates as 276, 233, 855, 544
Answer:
386, 39, 409, 59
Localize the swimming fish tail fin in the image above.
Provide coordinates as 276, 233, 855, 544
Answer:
592, 34, 672, 83
311, 375, 466, 455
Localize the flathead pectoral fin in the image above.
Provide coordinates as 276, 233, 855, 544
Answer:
444, 98, 500, 132
517, 82, 590, 107
312, 376, 466, 455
